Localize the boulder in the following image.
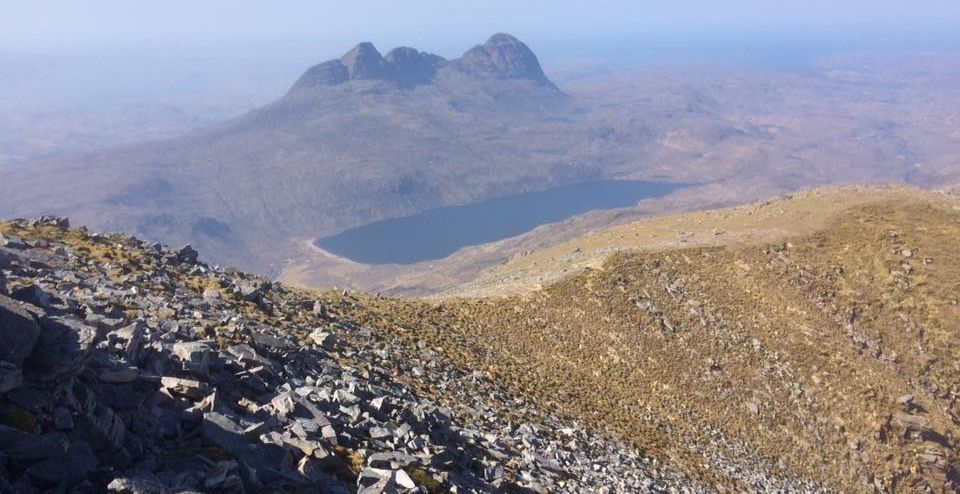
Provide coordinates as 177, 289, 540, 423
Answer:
160, 377, 207, 398
28, 315, 104, 381
175, 245, 199, 265
26, 441, 97, 487
251, 331, 295, 351
0, 361, 22, 393
368, 451, 417, 470
357, 468, 417, 493
894, 412, 933, 440
9, 285, 51, 309
172, 340, 213, 374
0, 234, 27, 250
202, 412, 283, 480
0, 295, 40, 366
100, 367, 140, 384
5, 430, 69, 461
107, 472, 172, 494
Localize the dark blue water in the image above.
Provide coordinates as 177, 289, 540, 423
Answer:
315, 180, 684, 265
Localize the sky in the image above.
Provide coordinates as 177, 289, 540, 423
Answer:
1, 0, 958, 118
2, 0, 959, 59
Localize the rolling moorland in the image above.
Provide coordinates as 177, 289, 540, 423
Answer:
1, 37, 959, 293
1, 185, 958, 493
318, 186, 960, 492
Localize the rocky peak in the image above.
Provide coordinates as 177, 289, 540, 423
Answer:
384, 47, 446, 88
288, 33, 557, 93
340, 42, 394, 80
452, 33, 554, 86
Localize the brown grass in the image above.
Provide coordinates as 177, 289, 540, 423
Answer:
330, 188, 960, 492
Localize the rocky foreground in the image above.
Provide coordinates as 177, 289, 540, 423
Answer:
0, 217, 700, 493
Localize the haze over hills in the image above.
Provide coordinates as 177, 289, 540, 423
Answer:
0, 33, 583, 275
2, 35, 960, 293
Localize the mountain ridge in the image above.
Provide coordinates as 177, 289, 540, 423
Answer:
289, 33, 556, 92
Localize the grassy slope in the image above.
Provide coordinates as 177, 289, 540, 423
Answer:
6, 186, 958, 492
334, 187, 960, 492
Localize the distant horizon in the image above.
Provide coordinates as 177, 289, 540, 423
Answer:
3, 1, 959, 62
2, 26, 959, 63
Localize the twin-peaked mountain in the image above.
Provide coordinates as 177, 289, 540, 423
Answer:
1, 33, 933, 281
0, 34, 598, 274
291, 33, 556, 91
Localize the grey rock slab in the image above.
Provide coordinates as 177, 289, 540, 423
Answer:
0, 234, 27, 250
0, 360, 22, 393
367, 451, 417, 470
202, 412, 284, 475
26, 441, 98, 487
0, 294, 41, 365
251, 331, 295, 351
54, 406, 75, 430
172, 340, 213, 362
6, 430, 69, 460
29, 315, 104, 381
357, 467, 417, 493
309, 330, 339, 350
100, 367, 140, 383
10, 285, 51, 309
107, 472, 172, 494
160, 376, 208, 398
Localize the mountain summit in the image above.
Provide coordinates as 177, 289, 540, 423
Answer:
0, 32, 575, 277
290, 33, 555, 92
453, 33, 554, 86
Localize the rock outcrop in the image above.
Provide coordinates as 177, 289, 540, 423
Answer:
452, 33, 555, 87
0, 217, 695, 493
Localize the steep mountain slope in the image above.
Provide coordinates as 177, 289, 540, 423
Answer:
331, 187, 960, 492
0, 217, 700, 493
1, 186, 958, 492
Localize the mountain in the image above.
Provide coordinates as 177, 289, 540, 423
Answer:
3, 42, 959, 291
0, 33, 590, 276
289, 33, 554, 91
2, 185, 958, 492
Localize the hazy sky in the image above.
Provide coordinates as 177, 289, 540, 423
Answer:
2, 0, 959, 58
